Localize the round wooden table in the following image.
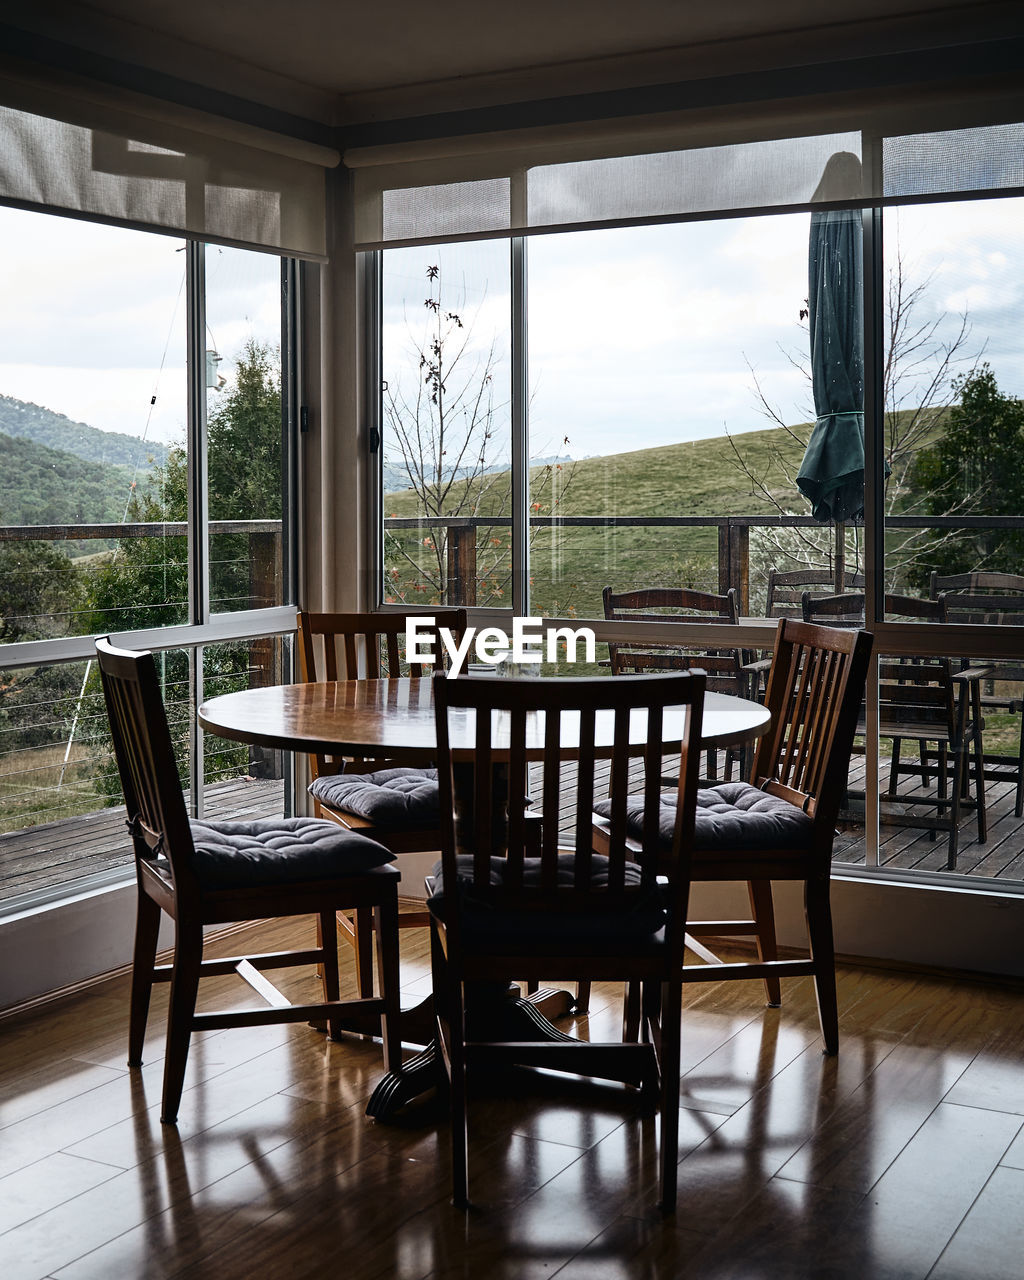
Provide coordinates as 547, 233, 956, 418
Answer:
198, 677, 771, 760
198, 676, 771, 1119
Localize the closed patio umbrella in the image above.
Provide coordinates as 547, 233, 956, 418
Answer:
796, 152, 865, 584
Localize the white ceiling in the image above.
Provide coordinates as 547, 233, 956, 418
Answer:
3, 0, 1022, 124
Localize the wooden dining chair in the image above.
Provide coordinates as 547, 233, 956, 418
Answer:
96, 637, 402, 1124
429, 668, 705, 1213
297, 609, 467, 991
594, 619, 873, 1053
765, 567, 865, 619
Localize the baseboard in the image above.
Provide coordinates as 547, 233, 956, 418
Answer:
0, 918, 262, 1024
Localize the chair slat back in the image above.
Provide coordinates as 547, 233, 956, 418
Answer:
930, 571, 1024, 599
433, 671, 704, 938
603, 586, 738, 624
753, 620, 873, 837
766, 568, 865, 618
940, 593, 1024, 627
603, 586, 744, 693
95, 638, 198, 896
885, 594, 944, 623
800, 591, 866, 628
297, 609, 467, 777
298, 610, 468, 681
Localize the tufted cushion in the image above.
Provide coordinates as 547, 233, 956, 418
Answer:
427, 853, 665, 949
309, 766, 439, 828
189, 817, 397, 889
594, 781, 815, 853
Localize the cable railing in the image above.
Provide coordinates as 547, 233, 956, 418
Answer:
383, 512, 1024, 611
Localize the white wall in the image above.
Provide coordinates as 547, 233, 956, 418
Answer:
3, 869, 1024, 1014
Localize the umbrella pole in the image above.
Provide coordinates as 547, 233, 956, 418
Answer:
835, 521, 846, 593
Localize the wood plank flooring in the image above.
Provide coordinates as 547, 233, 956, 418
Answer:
2, 919, 1024, 1278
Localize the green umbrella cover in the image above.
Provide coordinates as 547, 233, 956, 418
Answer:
797, 203, 865, 524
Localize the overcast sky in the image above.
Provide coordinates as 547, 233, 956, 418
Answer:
383, 194, 1024, 464
1, 195, 1021, 462
0, 205, 281, 447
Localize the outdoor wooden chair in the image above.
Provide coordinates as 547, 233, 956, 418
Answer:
96, 637, 401, 1124
428, 668, 705, 1213
801, 593, 989, 867
602, 586, 747, 781
297, 609, 467, 991
594, 619, 873, 1053
931, 574, 1024, 818
765, 567, 865, 618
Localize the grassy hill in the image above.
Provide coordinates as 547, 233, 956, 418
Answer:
0, 393, 170, 534
0, 395, 167, 471
383, 423, 814, 615
382, 412, 946, 617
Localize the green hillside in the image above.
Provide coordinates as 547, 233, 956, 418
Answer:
0, 395, 167, 471
383, 412, 946, 617
384, 423, 813, 616
0, 432, 136, 527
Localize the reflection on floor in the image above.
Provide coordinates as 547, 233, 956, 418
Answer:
2, 918, 1024, 1278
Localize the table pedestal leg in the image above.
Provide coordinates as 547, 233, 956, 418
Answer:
365, 984, 578, 1121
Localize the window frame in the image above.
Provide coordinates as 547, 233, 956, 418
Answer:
364, 174, 1024, 894
0, 229, 303, 918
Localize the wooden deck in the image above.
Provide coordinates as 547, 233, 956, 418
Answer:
530, 748, 1024, 881
2, 748, 1024, 903
0, 777, 285, 899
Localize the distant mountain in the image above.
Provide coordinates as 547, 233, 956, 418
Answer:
0, 395, 167, 472
0, 431, 137, 528
383, 453, 572, 496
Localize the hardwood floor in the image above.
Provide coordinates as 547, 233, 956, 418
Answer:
2, 919, 1024, 1278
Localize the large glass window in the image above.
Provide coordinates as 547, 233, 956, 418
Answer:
527, 213, 853, 621
380, 241, 513, 609
0, 210, 297, 909
205, 245, 288, 615
371, 126, 1024, 891
882, 197, 1024, 601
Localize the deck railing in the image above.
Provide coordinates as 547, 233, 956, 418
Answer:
384, 513, 1024, 610
4, 512, 1023, 616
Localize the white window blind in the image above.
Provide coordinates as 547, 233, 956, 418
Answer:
349, 99, 1024, 252
0, 62, 338, 260
883, 121, 1024, 198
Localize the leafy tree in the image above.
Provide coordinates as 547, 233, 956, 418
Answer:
82, 340, 283, 799
82, 445, 189, 634
910, 365, 1024, 582
207, 339, 282, 520
0, 528, 87, 751
83, 339, 282, 632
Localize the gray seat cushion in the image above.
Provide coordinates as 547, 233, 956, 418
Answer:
427, 853, 665, 949
309, 766, 439, 828
594, 781, 814, 853
189, 817, 397, 889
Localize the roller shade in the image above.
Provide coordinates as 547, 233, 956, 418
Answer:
353, 131, 864, 250
0, 60, 337, 260
350, 95, 1024, 252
